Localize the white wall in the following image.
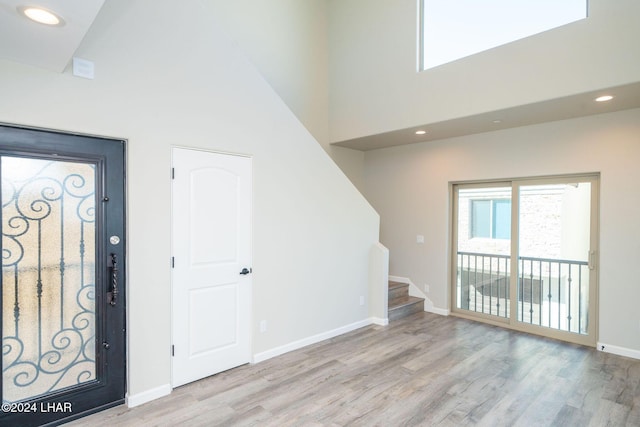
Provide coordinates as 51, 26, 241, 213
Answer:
328, 0, 640, 142
205, 0, 367, 190
363, 108, 640, 353
0, 0, 379, 398
205, 0, 329, 146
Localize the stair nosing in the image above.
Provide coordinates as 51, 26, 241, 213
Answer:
389, 281, 409, 288
388, 296, 424, 311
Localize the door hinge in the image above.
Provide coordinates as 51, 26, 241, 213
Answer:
172, 167, 175, 179
172, 345, 175, 356
171, 257, 175, 268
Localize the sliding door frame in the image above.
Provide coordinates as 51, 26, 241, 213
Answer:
450, 173, 600, 347
451, 180, 513, 325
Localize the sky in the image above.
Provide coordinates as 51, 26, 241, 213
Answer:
422, 0, 588, 69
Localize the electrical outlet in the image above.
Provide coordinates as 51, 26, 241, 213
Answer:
425, 284, 430, 293
359, 296, 365, 306
259, 320, 267, 333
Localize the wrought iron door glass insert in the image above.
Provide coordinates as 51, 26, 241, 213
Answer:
2, 157, 96, 403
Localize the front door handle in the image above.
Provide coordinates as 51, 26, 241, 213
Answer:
108, 253, 119, 306
239, 267, 252, 275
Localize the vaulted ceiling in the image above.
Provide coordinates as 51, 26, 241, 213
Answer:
2, 1, 638, 151
0, 0, 105, 72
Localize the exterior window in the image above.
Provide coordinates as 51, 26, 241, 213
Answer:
471, 199, 511, 239
420, 0, 588, 70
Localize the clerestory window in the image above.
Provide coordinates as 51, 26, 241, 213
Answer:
420, 0, 588, 70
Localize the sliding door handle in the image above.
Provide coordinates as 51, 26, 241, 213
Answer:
588, 250, 596, 271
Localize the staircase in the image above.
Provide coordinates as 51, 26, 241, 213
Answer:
388, 281, 425, 321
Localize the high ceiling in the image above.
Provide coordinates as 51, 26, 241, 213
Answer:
1, 1, 638, 152
0, 0, 105, 72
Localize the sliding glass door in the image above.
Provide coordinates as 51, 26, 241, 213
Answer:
455, 183, 512, 321
452, 175, 598, 346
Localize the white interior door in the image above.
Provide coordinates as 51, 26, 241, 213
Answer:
171, 148, 252, 387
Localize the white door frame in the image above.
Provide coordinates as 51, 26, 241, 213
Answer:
170, 146, 253, 387
450, 173, 599, 347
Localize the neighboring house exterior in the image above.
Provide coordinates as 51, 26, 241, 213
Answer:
456, 183, 593, 334
457, 184, 591, 261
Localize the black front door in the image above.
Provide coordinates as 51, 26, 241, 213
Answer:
0, 125, 126, 426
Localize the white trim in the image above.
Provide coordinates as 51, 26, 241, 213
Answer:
371, 317, 389, 326
252, 318, 374, 364
597, 342, 640, 360
370, 243, 389, 325
389, 275, 449, 316
125, 319, 379, 408
425, 306, 450, 316
126, 383, 171, 408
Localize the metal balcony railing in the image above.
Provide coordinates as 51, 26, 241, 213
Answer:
457, 251, 589, 335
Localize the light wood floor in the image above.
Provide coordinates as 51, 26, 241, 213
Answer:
66, 312, 640, 426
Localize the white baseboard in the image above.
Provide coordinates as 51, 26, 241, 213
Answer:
252, 318, 374, 364
597, 342, 640, 360
126, 319, 379, 407
425, 306, 450, 316
127, 383, 171, 408
389, 275, 449, 316
371, 316, 389, 326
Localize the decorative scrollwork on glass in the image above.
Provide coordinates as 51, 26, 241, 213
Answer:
2, 157, 97, 403
16, 178, 63, 221
2, 236, 24, 267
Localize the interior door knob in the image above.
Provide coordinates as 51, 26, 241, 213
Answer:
239, 268, 252, 275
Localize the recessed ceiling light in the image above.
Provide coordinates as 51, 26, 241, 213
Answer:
415, 130, 427, 135
492, 119, 502, 124
17, 6, 65, 27
595, 95, 613, 102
